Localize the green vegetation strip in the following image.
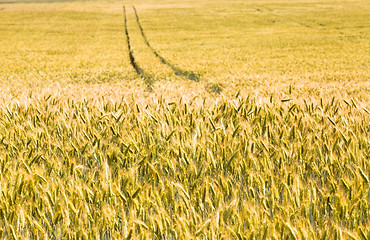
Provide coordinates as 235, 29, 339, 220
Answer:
0, 96, 368, 239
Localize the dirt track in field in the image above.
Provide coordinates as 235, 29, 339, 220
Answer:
123, 5, 154, 90
132, 6, 199, 81
122, 4, 199, 85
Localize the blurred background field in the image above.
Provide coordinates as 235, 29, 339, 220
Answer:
0, 0, 368, 102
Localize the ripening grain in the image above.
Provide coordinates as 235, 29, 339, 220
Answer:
0, 0, 369, 238
0, 95, 368, 239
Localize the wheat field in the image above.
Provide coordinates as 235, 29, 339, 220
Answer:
0, 0, 369, 238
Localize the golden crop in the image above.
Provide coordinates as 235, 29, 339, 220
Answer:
0, 0, 369, 238
0, 94, 369, 239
